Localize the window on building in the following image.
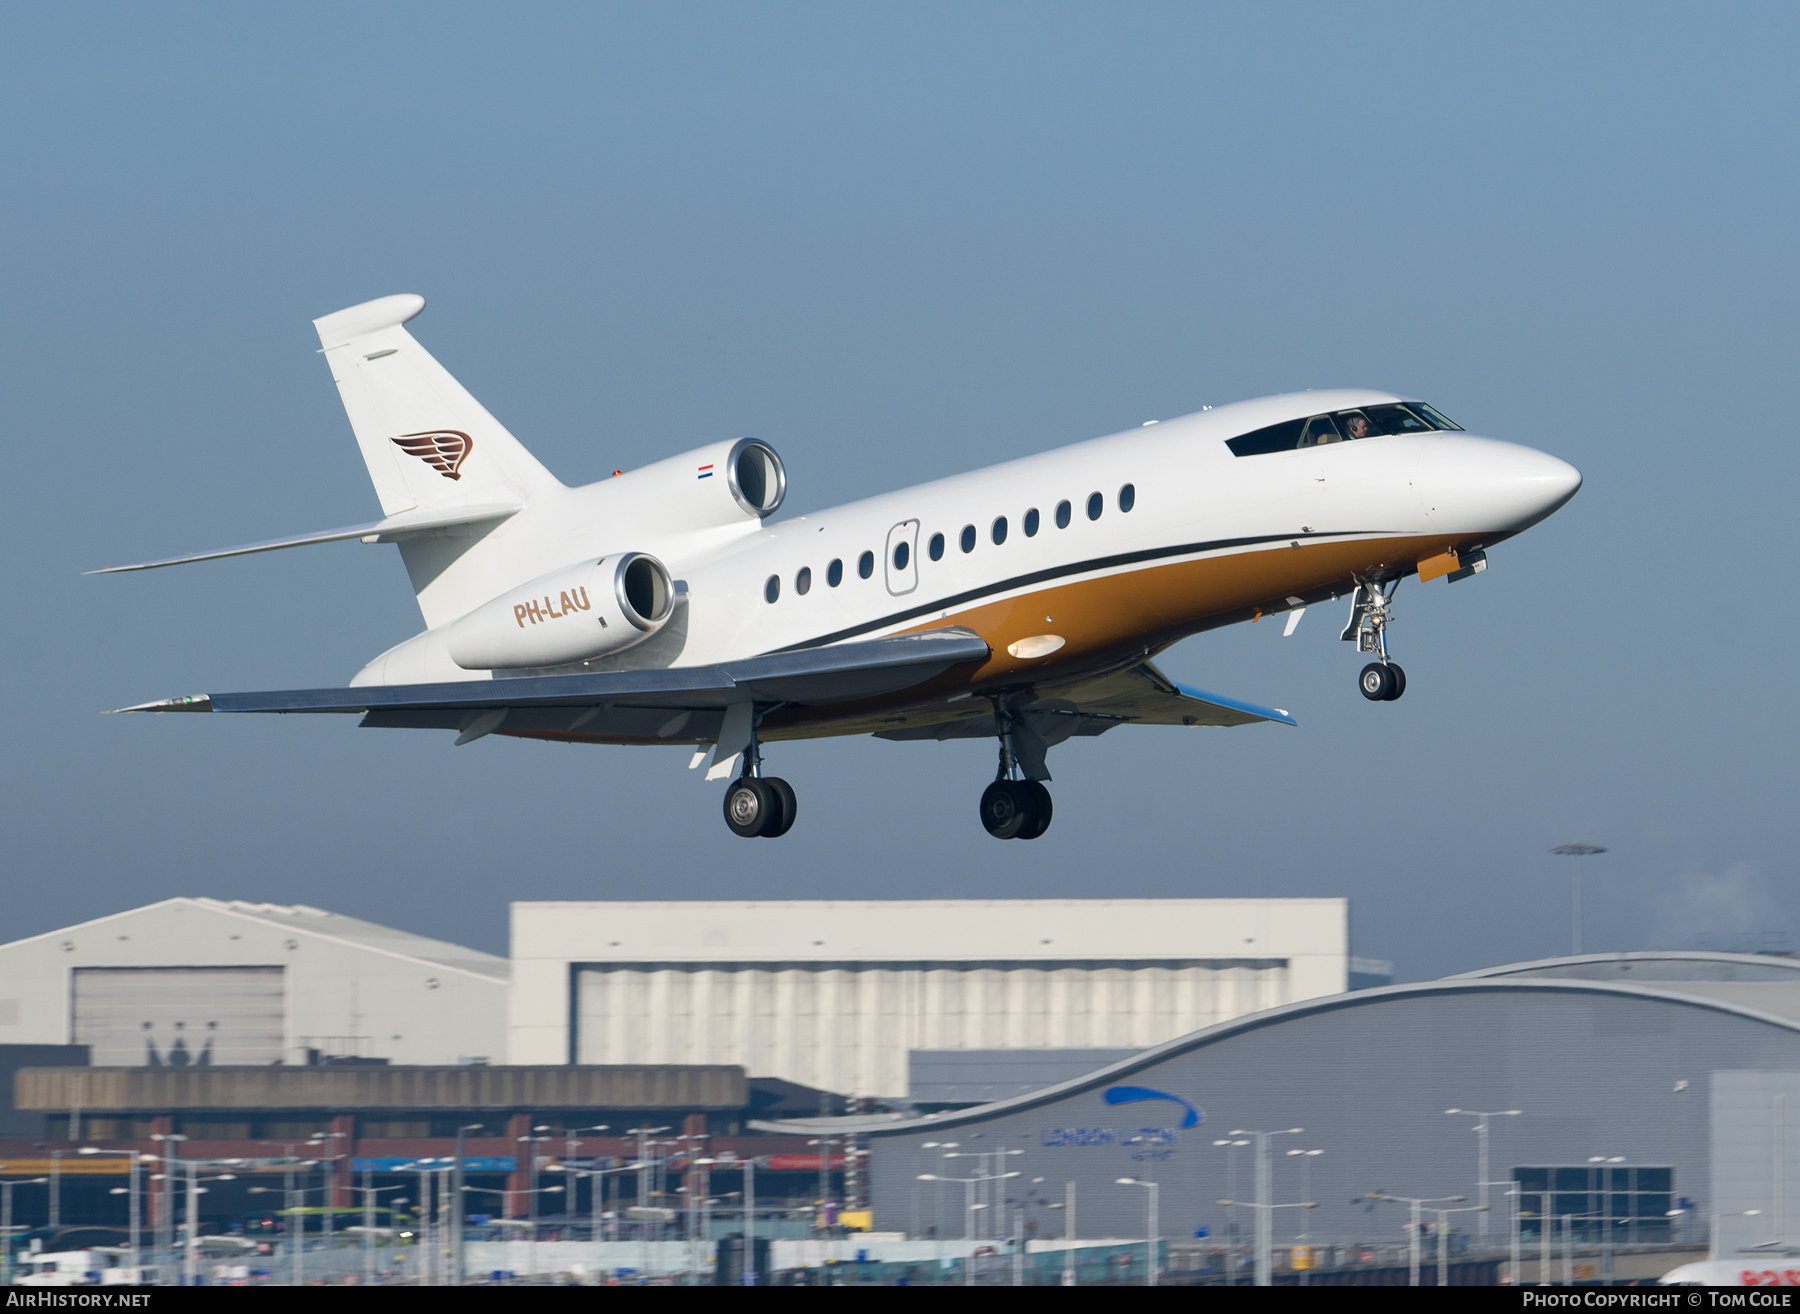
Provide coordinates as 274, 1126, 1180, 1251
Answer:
1512, 1166, 1674, 1243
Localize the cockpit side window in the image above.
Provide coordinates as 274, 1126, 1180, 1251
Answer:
1226, 400, 1459, 455
1297, 415, 1342, 447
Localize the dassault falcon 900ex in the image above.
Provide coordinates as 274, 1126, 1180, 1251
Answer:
100, 294, 1581, 840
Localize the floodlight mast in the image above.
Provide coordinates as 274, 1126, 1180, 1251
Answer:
1550, 843, 1608, 955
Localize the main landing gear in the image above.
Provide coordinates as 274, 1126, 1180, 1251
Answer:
722, 714, 797, 838
980, 700, 1053, 840
1343, 577, 1407, 702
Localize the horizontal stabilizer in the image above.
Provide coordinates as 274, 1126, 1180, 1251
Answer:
112, 627, 991, 721
87, 503, 523, 574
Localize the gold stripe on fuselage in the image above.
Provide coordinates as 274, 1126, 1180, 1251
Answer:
502, 530, 1494, 748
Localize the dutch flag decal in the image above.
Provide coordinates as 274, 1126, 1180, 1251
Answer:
697, 464, 714, 480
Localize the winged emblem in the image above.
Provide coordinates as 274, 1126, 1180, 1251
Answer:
391, 430, 474, 480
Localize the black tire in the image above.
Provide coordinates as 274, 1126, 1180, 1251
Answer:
980, 780, 1033, 839
724, 778, 774, 837
1383, 663, 1407, 701
761, 777, 798, 837
1016, 781, 1053, 840
1359, 662, 1395, 701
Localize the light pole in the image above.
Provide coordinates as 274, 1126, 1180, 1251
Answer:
519, 1128, 553, 1281
1229, 1127, 1306, 1285
1213, 1137, 1250, 1281
944, 1148, 1022, 1240
452, 1122, 483, 1285
79, 1148, 151, 1272
1116, 1177, 1160, 1286
150, 1132, 187, 1280
0, 1176, 47, 1283
918, 1171, 1020, 1286
1446, 1108, 1522, 1240
1285, 1148, 1324, 1281
1551, 843, 1607, 955
352, 1180, 406, 1284
1366, 1192, 1467, 1287
259, 1135, 324, 1287
625, 1127, 671, 1238
1430, 1203, 1488, 1285
1587, 1155, 1627, 1277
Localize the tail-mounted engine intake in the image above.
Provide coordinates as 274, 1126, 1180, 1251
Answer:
444, 552, 675, 670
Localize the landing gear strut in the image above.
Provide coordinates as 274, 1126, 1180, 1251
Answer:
979, 701, 1053, 840
722, 713, 797, 838
1343, 578, 1407, 702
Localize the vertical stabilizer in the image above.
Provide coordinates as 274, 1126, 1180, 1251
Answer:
314, 295, 560, 517
314, 295, 566, 627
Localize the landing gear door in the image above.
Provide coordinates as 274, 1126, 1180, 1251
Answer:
884, 520, 919, 596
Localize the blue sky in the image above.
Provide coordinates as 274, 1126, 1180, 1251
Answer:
2, 2, 1794, 977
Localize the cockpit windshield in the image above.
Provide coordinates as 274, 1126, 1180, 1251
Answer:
1226, 401, 1463, 457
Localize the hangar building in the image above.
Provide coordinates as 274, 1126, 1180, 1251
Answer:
773, 950, 1800, 1258
508, 899, 1368, 1098
0, 899, 509, 1068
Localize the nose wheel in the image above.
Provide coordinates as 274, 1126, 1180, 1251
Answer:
1344, 577, 1407, 702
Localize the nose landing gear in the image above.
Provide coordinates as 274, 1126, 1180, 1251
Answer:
979, 701, 1054, 839
1343, 577, 1407, 702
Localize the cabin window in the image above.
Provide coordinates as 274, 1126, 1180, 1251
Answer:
1024, 508, 1040, 536
764, 575, 780, 603
1055, 500, 1072, 529
858, 550, 875, 579
796, 566, 811, 595
929, 532, 945, 561
1086, 492, 1103, 521
827, 558, 843, 587
1226, 402, 1458, 456
992, 516, 1008, 545
893, 541, 910, 571
1119, 483, 1135, 512
960, 524, 976, 553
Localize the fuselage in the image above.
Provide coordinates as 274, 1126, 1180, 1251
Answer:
359, 388, 1580, 746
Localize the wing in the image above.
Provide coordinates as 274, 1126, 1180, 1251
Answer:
112, 627, 992, 743
874, 659, 1294, 745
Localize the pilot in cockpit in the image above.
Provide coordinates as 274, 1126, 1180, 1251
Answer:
1342, 412, 1371, 440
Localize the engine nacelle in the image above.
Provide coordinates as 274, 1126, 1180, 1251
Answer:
443, 553, 675, 670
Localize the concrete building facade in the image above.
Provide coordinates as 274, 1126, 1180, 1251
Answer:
0, 899, 508, 1068
509, 899, 1352, 1098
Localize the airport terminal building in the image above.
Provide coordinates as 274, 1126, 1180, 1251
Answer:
759, 951, 1800, 1267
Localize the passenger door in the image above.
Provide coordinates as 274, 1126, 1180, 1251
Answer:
884, 520, 919, 596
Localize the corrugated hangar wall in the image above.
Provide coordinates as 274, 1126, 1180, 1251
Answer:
574, 958, 1294, 1097
516, 898, 1350, 1097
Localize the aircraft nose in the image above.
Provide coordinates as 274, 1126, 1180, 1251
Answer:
1418, 436, 1582, 535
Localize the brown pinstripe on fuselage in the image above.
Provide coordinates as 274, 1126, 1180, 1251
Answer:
500, 529, 1501, 747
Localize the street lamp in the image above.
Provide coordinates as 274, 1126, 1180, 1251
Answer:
1365, 1193, 1467, 1287
79, 1148, 153, 1271
1228, 1128, 1306, 1286
918, 1171, 1020, 1286
149, 1132, 187, 1280
1116, 1178, 1161, 1287
1429, 1203, 1489, 1285
1550, 843, 1608, 955
1445, 1108, 1522, 1239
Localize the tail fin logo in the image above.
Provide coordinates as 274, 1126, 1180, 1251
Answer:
392, 430, 474, 481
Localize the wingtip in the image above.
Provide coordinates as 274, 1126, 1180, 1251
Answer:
109, 695, 213, 714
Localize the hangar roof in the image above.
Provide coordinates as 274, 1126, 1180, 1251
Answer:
752, 972, 1800, 1136
0, 898, 508, 982
1448, 950, 1800, 1025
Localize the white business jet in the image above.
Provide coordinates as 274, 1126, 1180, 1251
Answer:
100, 295, 1580, 840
